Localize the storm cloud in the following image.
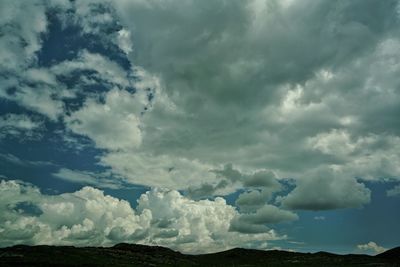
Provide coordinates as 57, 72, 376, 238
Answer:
1, 0, 400, 253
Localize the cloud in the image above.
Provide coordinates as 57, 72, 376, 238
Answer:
1, 0, 399, 212
0, 180, 284, 253
186, 180, 230, 199
0, 180, 149, 247
100, 151, 218, 190
66, 88, 143, 151
117, 29, 133, 55
0, 1, 69, 121
50, 50, 133, 89
136, 188, 282, 253
357, 241, 386, 255
0, 114, 43, 140
100, 0, 400, 199
243, 171, 280, 188
214, 164, 281, 189
229, 220, 271, 234
2, 0, 400, 256
233, 205, 298, 226
306, 132, 400, 181
0, 153, 53, 167
52, 168, 99, 185
186, 164, 284, 199
387, 184, 400, 197
0, 0, 47, 72
235, 189, 277, 213
231, 187, 298, 234
280, 175, 371, 210
0, 69, 68, 120
52, 168, 121, 189
1, 88, 66, 121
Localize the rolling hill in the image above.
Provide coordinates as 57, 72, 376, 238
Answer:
0, 243, 399, 267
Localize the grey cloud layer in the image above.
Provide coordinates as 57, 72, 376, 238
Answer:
115, 0, 400, 180
113, 0, 399, 210
1, 0, 400, 213
279, 176, 371, 210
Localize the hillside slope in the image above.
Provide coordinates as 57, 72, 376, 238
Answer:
0, 244, 399, 267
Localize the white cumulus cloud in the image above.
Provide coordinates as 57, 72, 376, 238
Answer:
0, 180, 284, 254
357, 241, 386, 255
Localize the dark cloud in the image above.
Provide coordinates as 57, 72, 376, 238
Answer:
230, 204, 298, 234
235, 189, 274, 213
237, 205, 298, 224
1, 2, 400, 256
243, 171, 280, 188
280, 175, 371, 210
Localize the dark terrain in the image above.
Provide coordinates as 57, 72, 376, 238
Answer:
0, 243, 399, 267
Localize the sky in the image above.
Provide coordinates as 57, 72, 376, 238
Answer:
0, 0, 399, 255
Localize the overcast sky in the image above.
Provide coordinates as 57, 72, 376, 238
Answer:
0, 0, 399, 255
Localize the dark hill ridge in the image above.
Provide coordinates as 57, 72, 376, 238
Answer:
0, 243, 399, 267
377, 246, 400, 260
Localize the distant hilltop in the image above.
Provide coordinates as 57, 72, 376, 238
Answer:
0, 243, 399, 266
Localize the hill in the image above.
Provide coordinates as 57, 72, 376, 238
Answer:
377, 246, 400, 260
0, 243, 399, 267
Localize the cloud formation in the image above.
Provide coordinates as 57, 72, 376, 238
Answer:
0, 180, 283, 253
357, 241, 386, 255
67, 88, 143, 151
1, 0, 400, 254
231, 204, 298, 234
1, 0, 400, 218
280, 175, 371, 210
387, 184, 400, 197
0, 114, 43, 140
